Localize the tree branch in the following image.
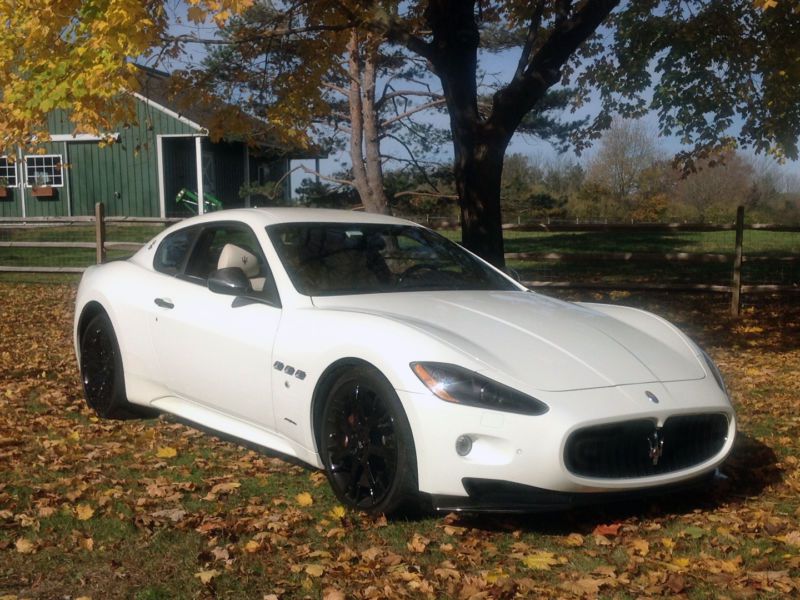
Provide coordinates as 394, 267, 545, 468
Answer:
380, 98, 448, 129
383, 132, 448, 194
394, 189, 458, 199
375, 17, 433, 61
515, 0, 547, 80
161, 23, 352, 46
377, 89, 444, 107
321, 82, 349, 96
299, 164, 356, 189
491, 0, 621, 137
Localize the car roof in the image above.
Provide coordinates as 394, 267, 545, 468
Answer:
177, 207, 420, 229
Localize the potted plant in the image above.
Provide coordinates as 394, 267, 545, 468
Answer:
0, 177, 9, 198
31, 173, 54, 197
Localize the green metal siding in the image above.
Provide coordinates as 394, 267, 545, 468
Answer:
4, 97, 290, 218
65, 100, 200, 217
47, 110, 75, 135
0, 187, 22, 217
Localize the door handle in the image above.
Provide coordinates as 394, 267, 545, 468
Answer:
154, 297, 174, 309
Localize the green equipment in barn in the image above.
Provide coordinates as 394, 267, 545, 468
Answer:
175, 188, 223, 214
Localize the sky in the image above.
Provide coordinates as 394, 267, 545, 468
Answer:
161, 5, 800, 198
289, 44, 800, 197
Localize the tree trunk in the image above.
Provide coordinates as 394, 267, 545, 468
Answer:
362, 34, 390, 214
454, 132, 508, 268
425, 0, 508, 268
347, 29, 389, 215
417, 0, 620, 268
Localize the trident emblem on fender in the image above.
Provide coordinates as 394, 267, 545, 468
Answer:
647, 429, 664, 466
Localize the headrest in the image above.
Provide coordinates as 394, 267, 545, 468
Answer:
217, 243, 260, 278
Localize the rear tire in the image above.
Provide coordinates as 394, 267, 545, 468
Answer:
320, 366, 418, 515
80, 312, 147, 420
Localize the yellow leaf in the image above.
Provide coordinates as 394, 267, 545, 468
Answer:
305, 564, 324, 577
779, 531, 800, 547
564, 533, 584, 547
296, 492, 313, 507
630, 538, 649, 557
15, 538, 35, 554
195, 569, 219, 584
156, 446, 177, 459
67, 431, 80, 442
210, 481, 240, 494
186, 6, 207, 23
329, 505, 346, 519
672, 557, 691, 570
521, 551, 559, 570
244, 540, 260, 553
75, 504, 94, 521
484, 568, 506, 583
407, 533, 429, 553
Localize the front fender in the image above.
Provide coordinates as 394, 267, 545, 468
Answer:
269, 306, 483, 459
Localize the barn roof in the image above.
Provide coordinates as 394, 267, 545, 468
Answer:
134, 65, 320, 158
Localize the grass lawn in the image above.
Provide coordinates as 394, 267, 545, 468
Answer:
1, 283, 799, 598
451, 229, 800, 287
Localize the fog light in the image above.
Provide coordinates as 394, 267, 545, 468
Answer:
455, 435, 473, 457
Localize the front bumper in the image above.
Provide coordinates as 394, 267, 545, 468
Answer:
429, 471, 720, 513
398, 378, 735, 501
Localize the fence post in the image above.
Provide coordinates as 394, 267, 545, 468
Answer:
95, 202, 106, 264
730, 205, 744, 317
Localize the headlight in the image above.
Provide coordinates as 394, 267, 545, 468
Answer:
410, 362, 548, 416
701, 350, 727, 394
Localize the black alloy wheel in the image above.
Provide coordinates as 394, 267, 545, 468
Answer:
321, 367, 417, 514
80, 313, 135, 419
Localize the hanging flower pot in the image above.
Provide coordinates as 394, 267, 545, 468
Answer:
32, 186, 54, 197
0, 187, 9, 199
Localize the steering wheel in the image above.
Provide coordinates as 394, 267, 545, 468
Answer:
396, 263, 443, 285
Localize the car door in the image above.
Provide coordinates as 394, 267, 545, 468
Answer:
149, 222, 281, 429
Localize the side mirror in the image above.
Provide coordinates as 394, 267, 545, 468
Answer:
208, 267, 252, 296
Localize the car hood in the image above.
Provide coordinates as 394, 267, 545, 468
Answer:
311, 291, 706, 392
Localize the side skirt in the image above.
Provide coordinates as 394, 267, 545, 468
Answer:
150, 396, 323, 468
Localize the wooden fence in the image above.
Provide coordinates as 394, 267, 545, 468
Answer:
1, 203, 798, 316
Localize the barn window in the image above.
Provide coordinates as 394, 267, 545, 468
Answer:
0, 156, 18, 187
25, 154, 64, 187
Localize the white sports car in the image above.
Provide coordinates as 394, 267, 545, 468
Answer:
74, 208, 735, 514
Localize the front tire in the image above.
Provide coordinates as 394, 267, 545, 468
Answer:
320, 366, 418, 515
80, 312, 141, 420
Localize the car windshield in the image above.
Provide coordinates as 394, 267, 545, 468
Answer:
266, 222, 518, 296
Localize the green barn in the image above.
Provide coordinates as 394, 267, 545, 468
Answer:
0, 67, 307, 218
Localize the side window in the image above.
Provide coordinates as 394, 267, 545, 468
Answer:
183, 223, 280, 305
153, 227, 197, 275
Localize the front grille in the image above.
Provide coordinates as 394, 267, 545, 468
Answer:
564, 414, 729, 479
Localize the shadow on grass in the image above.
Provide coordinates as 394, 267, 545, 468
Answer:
449, 432, 779, 535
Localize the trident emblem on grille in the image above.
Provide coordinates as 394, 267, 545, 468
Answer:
647, 429, 664, 465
